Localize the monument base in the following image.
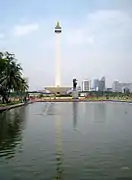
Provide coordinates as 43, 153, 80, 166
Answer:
72, 90, 79, 99
45, 86, 71, 95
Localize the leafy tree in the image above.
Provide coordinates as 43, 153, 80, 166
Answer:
0, 52, 28, 103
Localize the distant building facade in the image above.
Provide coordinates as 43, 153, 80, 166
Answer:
98, 77, 106, 91
112, 81, 132, 93
106, 88, 112, 92
82, 80, 90, 91
112, 81, 121, 92
93, 77, 106, 91
93, 79, 99, 91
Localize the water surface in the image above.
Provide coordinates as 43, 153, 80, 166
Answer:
0, 102, 132, 179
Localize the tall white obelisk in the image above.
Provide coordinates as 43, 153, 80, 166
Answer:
55, 21, 62, 87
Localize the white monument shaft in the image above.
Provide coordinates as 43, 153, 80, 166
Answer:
55, 21, 62, 87
55, 33, 61, 87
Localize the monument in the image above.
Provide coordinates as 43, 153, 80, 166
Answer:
72, 78, 79, 99
45, 21, 71, 94
55, 21, 61, 87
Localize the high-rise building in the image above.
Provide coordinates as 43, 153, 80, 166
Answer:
92, 77, 106, 91
112, 81, 132, 93
98, 77, 106, 91
82, 80, 90, 91
112, 81, 121, 92
93, 79, 99, 91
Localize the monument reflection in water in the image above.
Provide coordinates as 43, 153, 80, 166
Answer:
0, 107, 26, 159
73, 102, 78, 130
54, 102, 79, 179
54, 111, 64, 179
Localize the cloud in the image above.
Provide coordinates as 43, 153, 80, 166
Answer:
87, 37, 94, 44
63, 10, 132, 50
86, 10, 132, 35
0, 33, 5, 39
13, 23, 39, 37
64, 28, 94, 46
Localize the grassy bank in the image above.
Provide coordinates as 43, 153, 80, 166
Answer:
34, 96, 132, 103
0, 100, 23, 107
83, 96, 132, 102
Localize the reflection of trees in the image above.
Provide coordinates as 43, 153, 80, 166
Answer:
73, 102, 78, 130
0, 107, 26, 158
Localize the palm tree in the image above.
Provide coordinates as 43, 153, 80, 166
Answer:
0, 52, 28, 103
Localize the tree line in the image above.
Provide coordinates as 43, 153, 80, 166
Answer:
0, 52, 28, 103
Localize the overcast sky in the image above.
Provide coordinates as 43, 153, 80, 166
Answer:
0, 0, 132, 90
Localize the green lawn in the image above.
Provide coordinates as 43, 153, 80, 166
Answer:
84, 96, 132, 102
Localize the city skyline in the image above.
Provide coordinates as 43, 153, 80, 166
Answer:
0, 0, 132, 90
